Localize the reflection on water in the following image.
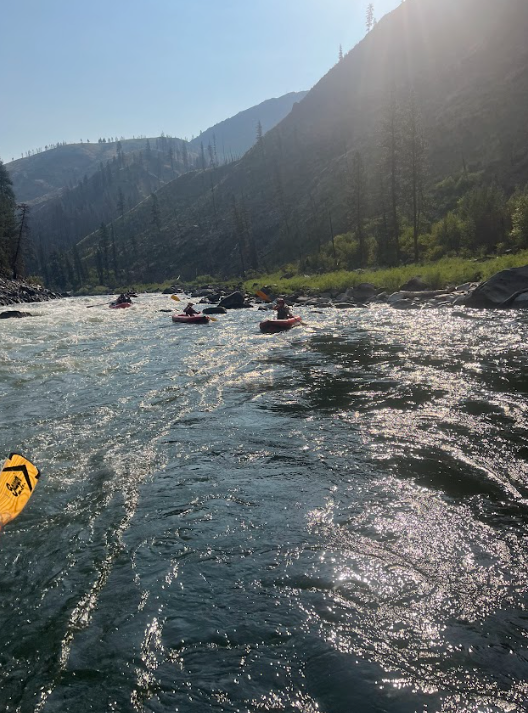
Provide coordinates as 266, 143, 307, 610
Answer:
1, 298, 528, 712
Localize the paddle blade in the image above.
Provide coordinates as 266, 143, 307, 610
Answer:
255, 289, 272, 302
0, 453, 41, 528
171, 295, 181, 302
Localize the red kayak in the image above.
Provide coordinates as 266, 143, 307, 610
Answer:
259, 316, 302, 333
172, 312, 210, 324
109, 301, 132, 309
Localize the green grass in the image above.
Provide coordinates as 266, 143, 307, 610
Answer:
244, 252, 528, 295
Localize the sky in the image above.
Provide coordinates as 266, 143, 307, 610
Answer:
0, 0, 400, 163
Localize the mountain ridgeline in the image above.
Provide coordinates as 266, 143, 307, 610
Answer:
188, 92, 308, 165
5, 91, 308, 285
7, 0, 528, 289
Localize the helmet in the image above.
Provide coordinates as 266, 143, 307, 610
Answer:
277, 297, 285, 304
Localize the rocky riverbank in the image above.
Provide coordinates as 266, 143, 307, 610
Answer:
0, 277, 62, 307
164, 265, 528, 312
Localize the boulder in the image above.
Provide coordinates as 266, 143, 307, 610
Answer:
0, 310, 31, 318
400, 276, 429, 291
352, 282, 378, 303
388, 289, 449, 303
202, 306, 227, 314
218, 291, 248, 309
293, 296, 311, 305
463, 266, 528, 308
334, 302, 360, 309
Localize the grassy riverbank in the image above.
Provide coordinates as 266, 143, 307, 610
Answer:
243, 252, 528, 295
71, 251, 528, 298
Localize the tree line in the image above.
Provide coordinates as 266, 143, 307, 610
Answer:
0, 159, 29, 279
297, 90, 528, 275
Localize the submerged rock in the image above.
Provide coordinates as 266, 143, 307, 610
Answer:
0, 310, 32, 318
202, 306, 227, 314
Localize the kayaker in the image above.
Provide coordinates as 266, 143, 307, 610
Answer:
183, 302, 199, 316
274, 297, 293, 320
115, 293, 132, 305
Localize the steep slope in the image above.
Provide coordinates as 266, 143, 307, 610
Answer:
189, 91, 308, 163
7, 136, 193, 205
7, 92, 307, 207
30, 149, 186, 256
76, 0, 528, 282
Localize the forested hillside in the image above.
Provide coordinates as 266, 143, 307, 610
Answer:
7, 137, 192, 205
6, 91, 312, 286
28, 140, 195, 278
66, 0, 528, 288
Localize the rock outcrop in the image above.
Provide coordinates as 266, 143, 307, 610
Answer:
0, 277, 60, 306
461, 266, 528, 308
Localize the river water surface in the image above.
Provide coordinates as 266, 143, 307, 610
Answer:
1, 295, 528, 713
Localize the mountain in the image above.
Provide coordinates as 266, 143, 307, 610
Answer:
6, 91, 309, 282
7, 137, 193, 205
189, 91, 308, 163
72, 0, 528, 284
7, 90, 307, 207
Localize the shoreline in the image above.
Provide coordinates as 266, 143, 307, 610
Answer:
0, 277, 61, 307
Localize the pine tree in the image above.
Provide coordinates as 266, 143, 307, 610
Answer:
94, 248, 104, 284
151, 193, 161, 231
111, 223, 119, 278
99, 222, 109, 277
72, 244, 86, 284
349, 152, 368, 266
338, 45, 344, 62
366, 3, 375, 32
402, 91, 427, 262
117, 187, 125, 221
11, 203, 30, 279
207, 142, 215, 168
380, 97, 402, 264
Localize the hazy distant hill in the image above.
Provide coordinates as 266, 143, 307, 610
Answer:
7, 91, 306, 206
30, 145, 190, 263
7, 137, 192, 205
71, 0, 528, 283
189, 91, 307, 163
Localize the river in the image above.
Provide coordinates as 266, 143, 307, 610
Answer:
1, 295, 528, 713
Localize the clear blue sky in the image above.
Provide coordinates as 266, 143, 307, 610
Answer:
0, 0, 400, 162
